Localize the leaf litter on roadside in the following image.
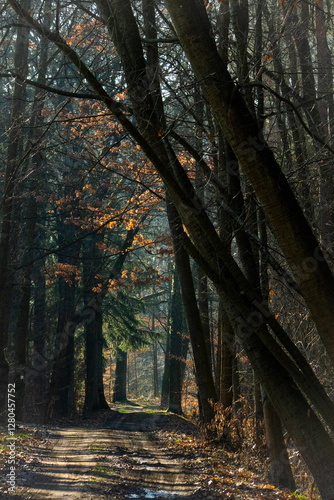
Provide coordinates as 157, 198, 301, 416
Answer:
156, 428, 307, 500
0, 424, 51, 495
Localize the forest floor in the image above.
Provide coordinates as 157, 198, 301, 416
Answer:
0, 401, 313, 499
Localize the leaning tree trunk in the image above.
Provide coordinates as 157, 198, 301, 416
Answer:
167, 197, 217, 424
314, 0, 334, 252
228, 295, 334, 498
164, 0, 334, 370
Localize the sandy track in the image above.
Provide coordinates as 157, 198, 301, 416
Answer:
12, 427, 106, 499
10, 412, 201, 499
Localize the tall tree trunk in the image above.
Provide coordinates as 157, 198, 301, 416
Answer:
47, 276, 77, 419
167, 197, 217, 424
113, 348, 127, 402
31, 265, 47, 410
256, 202, 293, 482
96, 318, 109, 410
217, 301, 233, 410
232, 352, 241, 413
230, 0, 254, 114
168, 269, 185, 415
164, 0, 334, 371
83, 306, 109, 417
253, 374, 263, 447
0, 0, 30, 413
13, 0, 51, 416
197, 269, 212, 368
81, 229, 135, 415
13, 196, 38, 420
290, 1, 320, 130
262, 388, 296, 490
46, 228, 80, 420
314, 0, 334, 251
82, 233, 109, 418
160, 328, 170, 410
83, 307, 99, 418
152, 341, 159, 399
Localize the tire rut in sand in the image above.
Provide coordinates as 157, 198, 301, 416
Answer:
103, 412, 197, 498
12, 427, 107, 499
10, 412, 201, 499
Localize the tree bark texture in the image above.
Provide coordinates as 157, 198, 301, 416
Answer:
46, 219, 80, 420
168, 269, 185, 415
164, 0, 334, 370
113, 348, 127, 402
262, 388, 295, 491
7, 0, 334, 494
167, 197, 217, 423
0, 0, 30, 413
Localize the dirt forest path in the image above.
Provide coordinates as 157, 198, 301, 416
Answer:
9, 405, 205, 500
